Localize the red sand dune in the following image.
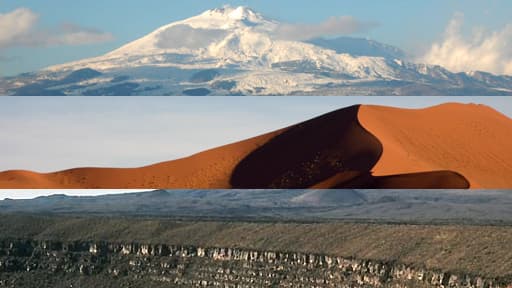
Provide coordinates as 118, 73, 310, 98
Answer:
0, 103, 511, 189
358, 103, 512, 188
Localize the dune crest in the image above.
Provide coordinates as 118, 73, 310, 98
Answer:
230, 105, 383, 189
0, 103, 510, 189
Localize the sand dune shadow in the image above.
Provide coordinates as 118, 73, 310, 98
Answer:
230, 105, 470, 189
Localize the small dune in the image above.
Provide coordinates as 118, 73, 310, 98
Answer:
0, 103, 511, 189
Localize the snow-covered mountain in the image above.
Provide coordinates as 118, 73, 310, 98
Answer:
2, 6, 512, 96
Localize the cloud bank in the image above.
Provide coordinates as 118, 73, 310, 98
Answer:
157, 25, 227, 49
421, 13, 512, 75
0, 8, 113, 48
273, 16, 378, 41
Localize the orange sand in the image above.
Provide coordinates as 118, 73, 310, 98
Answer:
358, 103, 512, 188
0, 130, 284, 189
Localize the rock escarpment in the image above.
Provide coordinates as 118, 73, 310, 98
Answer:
0, 239, 509, 288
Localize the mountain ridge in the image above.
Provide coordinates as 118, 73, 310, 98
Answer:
2, 189, 512, 224
1, 6, 511, 96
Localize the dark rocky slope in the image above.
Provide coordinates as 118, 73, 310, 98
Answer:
0, 215, 512, 287
1, 239, 509, 288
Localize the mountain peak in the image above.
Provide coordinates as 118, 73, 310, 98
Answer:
227, 6, 256, 20
203, 6, 258, 20
196, 5, 267, 26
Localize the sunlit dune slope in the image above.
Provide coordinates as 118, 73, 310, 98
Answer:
0, 130, 283, 189
358, 103, 512, 188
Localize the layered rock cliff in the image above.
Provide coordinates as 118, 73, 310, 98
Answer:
0, 239, 510, 288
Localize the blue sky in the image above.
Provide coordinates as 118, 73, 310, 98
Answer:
0, 96, 510, 173
1, 0, 512, 76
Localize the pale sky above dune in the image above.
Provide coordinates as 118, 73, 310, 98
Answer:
0, 96, 510, 173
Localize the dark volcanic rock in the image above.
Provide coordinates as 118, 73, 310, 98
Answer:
190, 69, 220, 83
60, 68, 102, 85
11, 68, 102, 96
211, 80, 237, 90
182, 88, 211, 96
83, 82, 140, 96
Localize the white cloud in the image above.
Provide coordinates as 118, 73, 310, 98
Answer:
0, 7, 113, 48
420, 13, 512, 75
157, 24, 227, 49
50, 23, 115, 46
273, 16, 377, 41
0, 8, 38, 47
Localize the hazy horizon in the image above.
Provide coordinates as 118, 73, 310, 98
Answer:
0, 189, 155, 200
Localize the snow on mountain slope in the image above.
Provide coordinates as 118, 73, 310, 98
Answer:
3, 6, 512, 96
45, 6, 397, 79
307, 37, 406, 59
106, 7, 278, 58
